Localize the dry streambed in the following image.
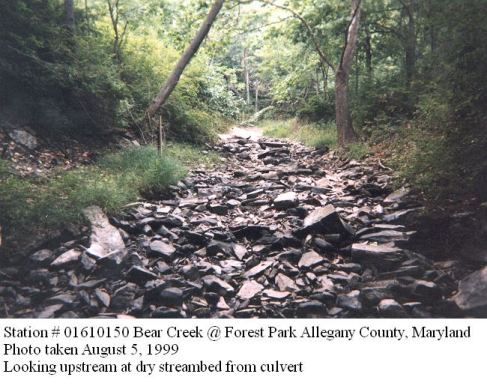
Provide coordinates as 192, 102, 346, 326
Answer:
1, 134, 484, 318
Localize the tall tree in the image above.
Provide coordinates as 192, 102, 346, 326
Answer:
400, 0, 416, 87
64, 0, 75, 31
335, 0, 361, 145
146, 0, 225, 117
260, 0, 362, 146
106, 0, 129, 63
242, 48, 251, 105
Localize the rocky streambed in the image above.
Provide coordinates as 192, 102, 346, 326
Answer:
1, 133, 485, 318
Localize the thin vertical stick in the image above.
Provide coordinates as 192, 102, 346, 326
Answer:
158, 116, 163, 156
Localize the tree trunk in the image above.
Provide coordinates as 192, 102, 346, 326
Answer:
242, 48, 251, 105
254, 81, 259, 114
335, 71, 356, 146
335, 0, 361, 146
364, 16, 373, 79
320, 66, 328, 101
315, 67, 321, 96
147, 0, 225, 117
64, 0, 75, 31
403, 0, 416, 87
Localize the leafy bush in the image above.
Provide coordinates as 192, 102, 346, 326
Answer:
297, 95, 334, 122
0, 2, 237, 143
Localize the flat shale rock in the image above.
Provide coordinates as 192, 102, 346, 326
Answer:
38, 304, 63, 318
126, 266, 158, 285
263, 289, 290, 299
244, 261, 273, 278
207, 240, 233, 257
453, 266, 487, 316
297, 205, 354, 238
51, 249, 82, 268
83, 206, 127, 260
202, 275, 235, 296
159, 287, 184, 307
111, 283, 138, 310
384, 187, 410, 203
351, 243, 405, 270
149, 240, 176, 259
377, 299, 408, 317
275, 273, 299, 292
274, 192, 298, 209
237, 280, 264, 300
298, 251, 324, 269
336, 290, 363, 312
296, 301, 327, 316
29, 249, 54, 266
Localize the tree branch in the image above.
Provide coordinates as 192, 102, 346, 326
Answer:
259, 0, 335, 70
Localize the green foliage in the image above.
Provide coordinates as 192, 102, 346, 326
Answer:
262, 119, 337, 150
0, 144, 217, 252
345, 143, 369, 160
0, 0, 238, 142
297, 95, 334, 122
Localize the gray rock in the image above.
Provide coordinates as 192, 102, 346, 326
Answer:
208, 203, 228, 215
111, 283, 138, 310
83, 206, 127, 261
237, 280, 264, 300
8, 129, 38, 149
244, 261, 273, 278
361, 287, 393, 306
296, 301, 327, 316
351, 243, 405, 270
377, 299, 408, 317
126, 266, 158, 285
232, 244, 247, 260
207, 240, 233, 256
275, 273, 299, 292
149, 240, 176, 259
152, 307, 184, 318
95, 289, 111, 308
262, 289, 290, 299
184, 231, 208, 245
407, 280, 441, 299
359, 230, 414, 243
336, 290, 363, 312
37, 304, 63, 318
453, 266, 487, 316
274, 192, 298, 209
51, 249, 82, 268
297, 205, 354, 238
298, 250, 324, 269
159, 287, 184, 307
202, 275, 235, 296
29, 249, 54, 266
384, 187, 410, 203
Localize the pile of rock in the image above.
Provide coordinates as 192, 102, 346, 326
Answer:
0, 135, 475, 318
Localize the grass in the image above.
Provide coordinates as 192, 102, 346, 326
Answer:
261, 118, 337, 150
0, 143, 219, 256
345, 142, 369, 160
261, 118, 369, 160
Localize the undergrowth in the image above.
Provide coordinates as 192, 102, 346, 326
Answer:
261, 119, 336, 150
262, 118, 369, 159
0, 144, 218, 256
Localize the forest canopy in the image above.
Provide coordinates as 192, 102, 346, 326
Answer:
0, 0, 486, 200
